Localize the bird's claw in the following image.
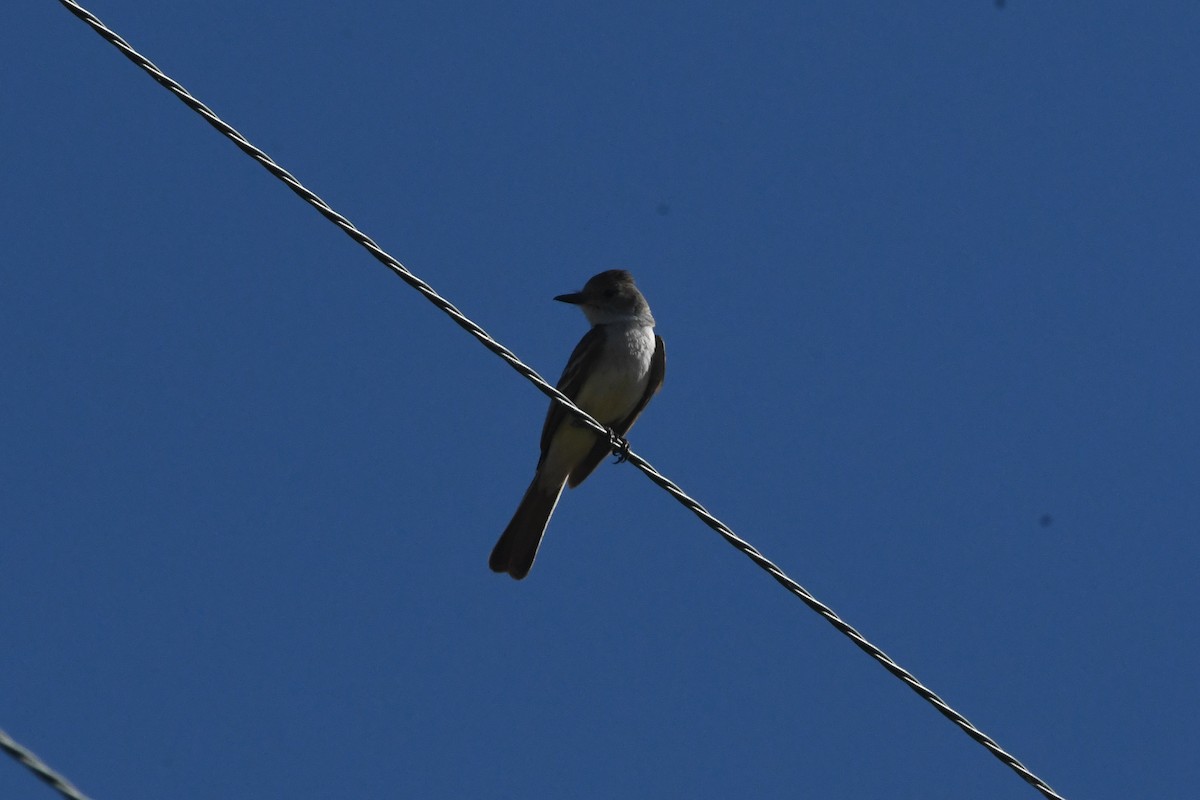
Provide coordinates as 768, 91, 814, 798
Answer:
609, 430, 631, 463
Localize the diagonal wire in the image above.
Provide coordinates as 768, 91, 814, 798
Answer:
51, 3, 1067, 799
0, 728, 93, 800
52, 0, 608, 447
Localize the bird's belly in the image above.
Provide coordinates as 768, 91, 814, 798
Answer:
574, 366, 649, 423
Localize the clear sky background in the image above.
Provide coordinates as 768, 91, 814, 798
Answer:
4, 2, 1198, 799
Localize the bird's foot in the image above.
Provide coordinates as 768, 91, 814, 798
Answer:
608, 429, 631, 463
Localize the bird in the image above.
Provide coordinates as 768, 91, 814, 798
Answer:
489, 270, 665, 579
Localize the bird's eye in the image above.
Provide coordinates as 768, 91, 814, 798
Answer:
603, 289, 616, 298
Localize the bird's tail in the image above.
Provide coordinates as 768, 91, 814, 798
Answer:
489, 478, 565, 580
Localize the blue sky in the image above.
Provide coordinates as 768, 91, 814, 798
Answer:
5, 2, 1198, 798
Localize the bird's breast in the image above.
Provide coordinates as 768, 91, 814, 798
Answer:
573, 323, 656, 424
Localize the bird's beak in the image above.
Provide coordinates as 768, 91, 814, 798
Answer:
554, 291, 585, 304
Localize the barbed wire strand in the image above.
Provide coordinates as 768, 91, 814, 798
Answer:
0, 728, 93, 800
46, 3, 1067, 800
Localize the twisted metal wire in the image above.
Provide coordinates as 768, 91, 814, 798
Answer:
52, 0, 608, 447
0, 728, 93, 800
49, 2, 1067, 799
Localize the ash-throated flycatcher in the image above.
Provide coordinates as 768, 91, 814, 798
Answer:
490, 270, 665, 580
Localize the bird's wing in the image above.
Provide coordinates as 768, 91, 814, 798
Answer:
537, 324, 608, 462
